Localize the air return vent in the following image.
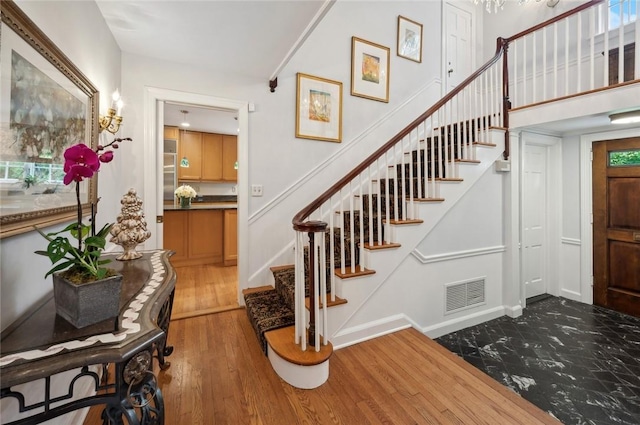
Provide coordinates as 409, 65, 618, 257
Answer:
445, 278, 486, 314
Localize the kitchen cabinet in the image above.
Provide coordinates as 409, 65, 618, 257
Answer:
177, 131, 236, 182
163, 209, 224, 267
164, 126, 179, 141
177, 130, 203, 181
202, 133, 223, 181
163, 210, 188, 264
222, 135, 237, 181
223, 209, 238, 266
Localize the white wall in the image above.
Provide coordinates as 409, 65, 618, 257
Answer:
1, 0, 121, 330
1, 3, 121, 423
121, 1, 444, 288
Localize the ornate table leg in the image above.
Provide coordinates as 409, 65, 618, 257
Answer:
103, 350, 164, 425
155, 289, 175, 370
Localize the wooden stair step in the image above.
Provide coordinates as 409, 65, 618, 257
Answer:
270, 264, 294, 273
335, 265, 376, 279
455, 159, 481, 164
412, 197, 445, 202
436, 177, 463, 182
242, 285, 274, 296
473, 141, 497, 147
265, 326, 333, 366
384, 219, 424, 225
362, 241, 401, 250
305, 295, 348, 310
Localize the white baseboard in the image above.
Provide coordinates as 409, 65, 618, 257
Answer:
421, 306, 505, 339
560, 288, 582, 302
504, 304, 523, 318
331, 314, 413, 350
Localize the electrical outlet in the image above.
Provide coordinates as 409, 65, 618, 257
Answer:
251, 184, 263, 197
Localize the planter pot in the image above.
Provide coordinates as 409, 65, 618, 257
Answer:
52, 272, 123, 328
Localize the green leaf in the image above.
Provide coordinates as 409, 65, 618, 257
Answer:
44, 261, 75, 278
46, 238, 73, 263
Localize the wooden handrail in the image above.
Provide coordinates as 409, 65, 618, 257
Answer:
506, 0, 605, 43
293, 0, 607, 230
293, 40, 507, 231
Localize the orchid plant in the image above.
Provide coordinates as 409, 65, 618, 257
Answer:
35, 137, 131, 283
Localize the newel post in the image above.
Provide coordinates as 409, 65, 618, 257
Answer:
499, 37, 511, 160
293, 219, 327, 349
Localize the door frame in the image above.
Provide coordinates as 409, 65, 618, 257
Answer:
442, 0, 477, 95
579, 126, 640, 305
143, 87, 249, 303
519, 131, 562, 307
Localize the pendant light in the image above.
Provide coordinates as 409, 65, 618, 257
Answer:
180, 110, 190, 127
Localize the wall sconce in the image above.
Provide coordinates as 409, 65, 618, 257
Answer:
99, 90, 124, 134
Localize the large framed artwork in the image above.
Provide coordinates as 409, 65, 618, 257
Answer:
0, 1, 99, 238
351, 36, 390, 103
397, 15, 423, 63
296, 73, 343, 143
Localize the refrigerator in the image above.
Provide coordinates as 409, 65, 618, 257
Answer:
163, 153, 177, 202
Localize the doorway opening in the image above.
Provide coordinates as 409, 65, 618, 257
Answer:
162, 102, 240, 319
143, 87, 249, 320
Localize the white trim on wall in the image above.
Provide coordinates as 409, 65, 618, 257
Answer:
579, 126, 640, 305
411, 245, 506, 264
143, 87, 250, 299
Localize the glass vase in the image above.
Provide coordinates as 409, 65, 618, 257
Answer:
179, 197, 191, 209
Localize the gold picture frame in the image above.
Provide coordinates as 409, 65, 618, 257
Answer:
0, 1, 99, 238
397, 15, 423, 63
351, 37, 390, 103
296, 73, 343, 143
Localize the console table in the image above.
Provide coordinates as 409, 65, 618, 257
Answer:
0, 250, 176, 425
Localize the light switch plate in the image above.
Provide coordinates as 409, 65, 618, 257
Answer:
251, 185, 263, 197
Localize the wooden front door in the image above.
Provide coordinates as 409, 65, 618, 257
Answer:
593, 137, 640, 317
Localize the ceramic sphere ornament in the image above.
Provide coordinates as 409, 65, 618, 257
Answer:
110, 189, 151, 260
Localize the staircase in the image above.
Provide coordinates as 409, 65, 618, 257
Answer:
243, 117, 505, 387
242, 0, 638, 389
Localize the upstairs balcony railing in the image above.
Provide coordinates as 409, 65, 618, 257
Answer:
292, 0, 638, 354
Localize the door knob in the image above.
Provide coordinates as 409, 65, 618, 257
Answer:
448, 69, 454, 76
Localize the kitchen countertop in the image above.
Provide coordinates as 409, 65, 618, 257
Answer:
164, 195, 237, 211
164, 202, 237, 211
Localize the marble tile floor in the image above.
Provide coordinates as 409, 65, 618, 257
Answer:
435, 296, 640, 425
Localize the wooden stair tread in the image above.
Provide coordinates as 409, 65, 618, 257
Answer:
455, 159, 481, 163
334, 265, 376, 279
385, 219, 424, 225
269, 264, 294, 273
265, 326, 333, 366
412, 197, 445, 202
363, 241, 401, 250
305, 295, 348, 310
242, 285, 274, 295
473, 141, 497, 147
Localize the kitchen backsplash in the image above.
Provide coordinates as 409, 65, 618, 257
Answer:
178, 182, 237, 196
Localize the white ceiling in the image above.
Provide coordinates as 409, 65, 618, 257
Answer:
96, 1, 638, 137
95, 0, 326, 81
96, 0, 328, 134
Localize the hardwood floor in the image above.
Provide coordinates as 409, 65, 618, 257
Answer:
171, 264, 240, 320
84, 309, 560, 425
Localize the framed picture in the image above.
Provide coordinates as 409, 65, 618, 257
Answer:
397, 16, 423, 63
0, 1, 99, 238
296, 73, 343, 143
351, 37, 390, 103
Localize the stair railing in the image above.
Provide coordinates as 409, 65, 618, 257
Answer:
507, 0, 638, 110
292, 0, 638, 354
292, 39, 507, 351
